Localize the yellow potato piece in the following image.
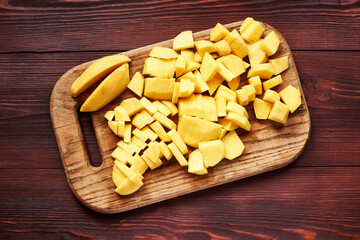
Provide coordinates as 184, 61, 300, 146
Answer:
248, 76, 262, 95
168, 129, 188, 155
279, 85, 301, 113
199, 140, 225, 167
214, 40, 232, 56
207, 73, 224, 95
80, 63, 130, 112
168, 142, 188, 167
268, 101, 290, 124
119, 97, 144, 117
235, 88, 249, 106
242, 84, 256, 102
195, 40, 218, 57
269, 56, 289, 75
224, 29, 249, 58
71, 54, 131, 97
200, 52, 219, 82
188, 149, 208, 175
144, 77, 175, 101
127, 72, 145, 97
239, 17, 254, 34
263, 89, 280, 103
263, 75, 283, 91
241, 21, 264, 43
221, 131, 245, 160
177, 115, 222, 148
210, 23, 230, 42
225, 112, 251, 131
247, 63, 275, 79
261, 31, 280, 56
149, 46, 178, 59
253, 98, 273, 120
173, 30, 194, 51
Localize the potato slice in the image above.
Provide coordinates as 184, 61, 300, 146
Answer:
71, 54, 131, 97
80, 63, 130, 112
199, 140, 225, 167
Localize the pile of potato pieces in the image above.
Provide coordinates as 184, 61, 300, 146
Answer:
104, 17, 302, 195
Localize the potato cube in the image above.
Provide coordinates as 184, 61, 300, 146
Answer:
218, 54, 245, 77
195, 40, 218, 57
207, 74, 224, 95
224, 29, 249, 58
226, 101, 249, 119
253, 98, 273, 119
227, 76, 240, 91
199, 140, 225, 167
114, 106, 131, 122
159, 141, 172, 160
144, 77, 175, 101
225, 112, 251, 131
119, 97, 144, 116
168, 129, 188, 155
132, 110, 154, 129
184, 59, 201, 74
221, 131, 245, 160
149, 46, 178, 59
172, 82, 181, 104
173, 30, 194, 51
248, 76, 262, 95
215, 85, 237, 102
263, 89, 280, 103
175, 55, 187, 77
149, 121, 171, 142
128, 72, 145, 97
216, 95, 227, 117
194, 52, 203, 63
217, 61, 236, 82
247, 63, 275, 79
153, 112, 177, 130
240, 17, 254, 34
210, 23, 230, 41
152, 100, 172, 117
214, 40, 232, 56
140, 97, 156, 115
241, 21, 264, 43
177, 115, 222, 148
200, 52, 219, 82
263, 75, 283, 91
242, 84, 256, 102
131, 136, 147, 149
261, 31, 280, 56
269, 56, 289, 75
180, 50, 195, 61
193, 70, 210, 93
117, 121, 125, 138
161, 101, 178, 116
268, 101, 290, 124
235, 88, 249, 106
188, 149, 208, 175
108, 121, 118, 135
247, 40, 268, 66
168, 142, 188, 166
279, 85, 301, 113
143, 57, 176, 78
124, 124, 132, 143
104, 111, 115, 121
203, 95, 218, 122
218, 118, 238, 131
141, 126, 158, 141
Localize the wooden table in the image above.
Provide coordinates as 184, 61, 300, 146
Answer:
1, 1, 359, 239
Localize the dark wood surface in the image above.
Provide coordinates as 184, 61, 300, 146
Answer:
1, 0, 359, 239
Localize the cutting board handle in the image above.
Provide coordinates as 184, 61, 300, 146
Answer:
50, 64, 100, 179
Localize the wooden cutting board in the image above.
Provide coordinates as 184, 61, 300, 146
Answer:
50, 21, 311, 214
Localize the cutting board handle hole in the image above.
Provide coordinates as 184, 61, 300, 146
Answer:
78, 108, 103, 167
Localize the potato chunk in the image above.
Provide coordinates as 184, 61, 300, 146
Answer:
199, 140, 225, 167
173, 30, 194, 51
268, 101, 290, 124
279, 85, 301, 113
221, 131, 245, 160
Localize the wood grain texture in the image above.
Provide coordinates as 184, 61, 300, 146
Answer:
0, 0, 359, 52
1, 167, 360, 239
50, 21, 310, 213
